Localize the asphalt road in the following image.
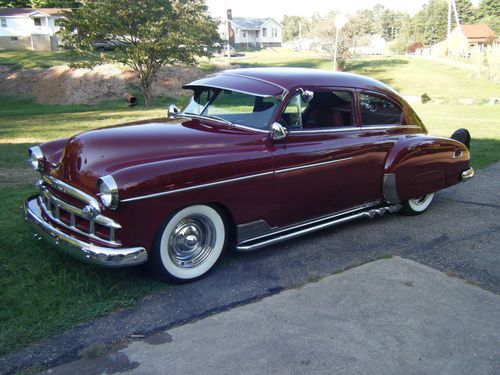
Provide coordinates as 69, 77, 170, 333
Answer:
1, 163, 499, 374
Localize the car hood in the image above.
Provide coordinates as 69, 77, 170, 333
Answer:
50, 117, 267, 193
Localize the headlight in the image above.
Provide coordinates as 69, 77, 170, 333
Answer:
97, 175, 119, 209
28, 146, 44, 172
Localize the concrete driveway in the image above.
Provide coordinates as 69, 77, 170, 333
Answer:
45, 257, 500, 375
1, 163, 499, 374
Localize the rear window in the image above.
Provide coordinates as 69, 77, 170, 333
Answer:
360, 93, 402, 125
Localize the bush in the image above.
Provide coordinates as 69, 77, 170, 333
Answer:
421, 93, 431, 104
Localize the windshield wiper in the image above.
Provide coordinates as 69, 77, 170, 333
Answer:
204, 115, 233, 126
181, 113, 233, 126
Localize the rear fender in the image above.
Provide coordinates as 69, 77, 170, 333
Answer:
383, 135, 470, 203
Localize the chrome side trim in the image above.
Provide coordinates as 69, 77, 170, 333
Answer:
122, 157, 354, 203
236, 204, 401, 251
289, 125, 422, 134
275, 157, 352, 174
25, 196, 147, 267
383, 173, 400, 204
121, 171, 274, 203
43, 175, 100, 211
461, 167, 474, 181
238, 202, 381, 245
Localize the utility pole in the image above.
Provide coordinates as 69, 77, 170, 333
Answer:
298, 22, 302, 51
447, 0, 452, 56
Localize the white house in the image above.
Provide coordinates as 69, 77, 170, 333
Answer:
349, 34, 386, 55
219, 16, 282, 48
0, 8, 65, 51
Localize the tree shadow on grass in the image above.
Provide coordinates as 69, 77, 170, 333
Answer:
346, 57, 409, 74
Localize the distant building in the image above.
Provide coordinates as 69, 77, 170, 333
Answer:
0, 8, 65, 51
349, 34, 386, 55
425, 24, 498, 57
219, 15, 282, 48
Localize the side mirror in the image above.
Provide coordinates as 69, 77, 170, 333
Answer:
168, 104, 180, 119
271, 122, 287, 141
300, 89, 314, 103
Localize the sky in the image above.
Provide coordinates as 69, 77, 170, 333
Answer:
206, 0, 480, 21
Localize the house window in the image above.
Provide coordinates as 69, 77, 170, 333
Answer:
262, 28, 267, 37
243, 31, 247, 38
11, 36, 18, 41
272, 28, 278, 37
33, 18, 42, 27
1, 18, 7, 28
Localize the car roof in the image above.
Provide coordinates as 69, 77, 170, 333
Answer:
184, 67, 398, 98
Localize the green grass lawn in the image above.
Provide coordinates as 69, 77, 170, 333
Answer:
0, 51, 499, 356
0, 49, 78, 69
347, 56, 500, 100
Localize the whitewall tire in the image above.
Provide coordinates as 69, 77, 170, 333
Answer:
149, 205, 227, 282
401, 193, 435, 216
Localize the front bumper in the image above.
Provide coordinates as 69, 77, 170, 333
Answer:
24, 195, 148, 267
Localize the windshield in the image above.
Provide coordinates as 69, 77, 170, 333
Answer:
182, 87, 280, 130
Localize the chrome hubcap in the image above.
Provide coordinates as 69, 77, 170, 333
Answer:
168, 214, 216, 268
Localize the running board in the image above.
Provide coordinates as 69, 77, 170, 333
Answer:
236, 204, 401, 252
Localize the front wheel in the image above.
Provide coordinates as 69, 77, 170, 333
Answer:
400, 193, 435, 216
148, 205, 227, 283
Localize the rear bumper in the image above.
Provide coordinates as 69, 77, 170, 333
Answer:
461, 167, 474, 182
24, 195, 148, 267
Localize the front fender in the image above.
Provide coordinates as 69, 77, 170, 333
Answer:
383, 135, 470, 203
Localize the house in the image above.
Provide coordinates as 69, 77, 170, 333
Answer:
0, 8, 66, 51
219, 15, 282, 48
434, 24, 498, 57
349, 34, 386, 56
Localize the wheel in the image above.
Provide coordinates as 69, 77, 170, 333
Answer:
96, 47, 105, 53
451, 128, 471, 150
148, 205, 227, 283
400, 193, 435, 216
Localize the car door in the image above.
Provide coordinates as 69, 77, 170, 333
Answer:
270, 87, 373, 228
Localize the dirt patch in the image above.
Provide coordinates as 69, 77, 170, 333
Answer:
0, 62, 231, 105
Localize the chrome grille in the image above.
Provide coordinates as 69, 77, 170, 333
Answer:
37, 177, 121, 245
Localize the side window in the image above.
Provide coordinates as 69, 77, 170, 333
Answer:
302, 90, 353, 129
360, 93, 402, 125
280, 93, 306, 130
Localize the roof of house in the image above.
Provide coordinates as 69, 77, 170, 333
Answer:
231, 17, 281, 30
458, 24, 497, 39
0, 8, 67, 17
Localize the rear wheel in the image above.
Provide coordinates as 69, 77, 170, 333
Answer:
400, 193, 435, 216
148, 205, 227, 283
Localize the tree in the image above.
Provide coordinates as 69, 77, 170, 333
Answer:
412, 0, 448, 45
282, 15, 310, 42
0, 0, 79, 6
30, 0, 80, 7
58, 0, 219, 107
477, 0, 500, 33
379, 9, 410, 40
477, 0, 500, 18
454, 0, 477, 24
0, 0, 31, 6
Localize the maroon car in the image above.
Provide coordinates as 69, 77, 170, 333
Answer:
24, 67, 473, 282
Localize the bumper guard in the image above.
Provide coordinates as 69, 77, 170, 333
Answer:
24, 195, 148, 267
